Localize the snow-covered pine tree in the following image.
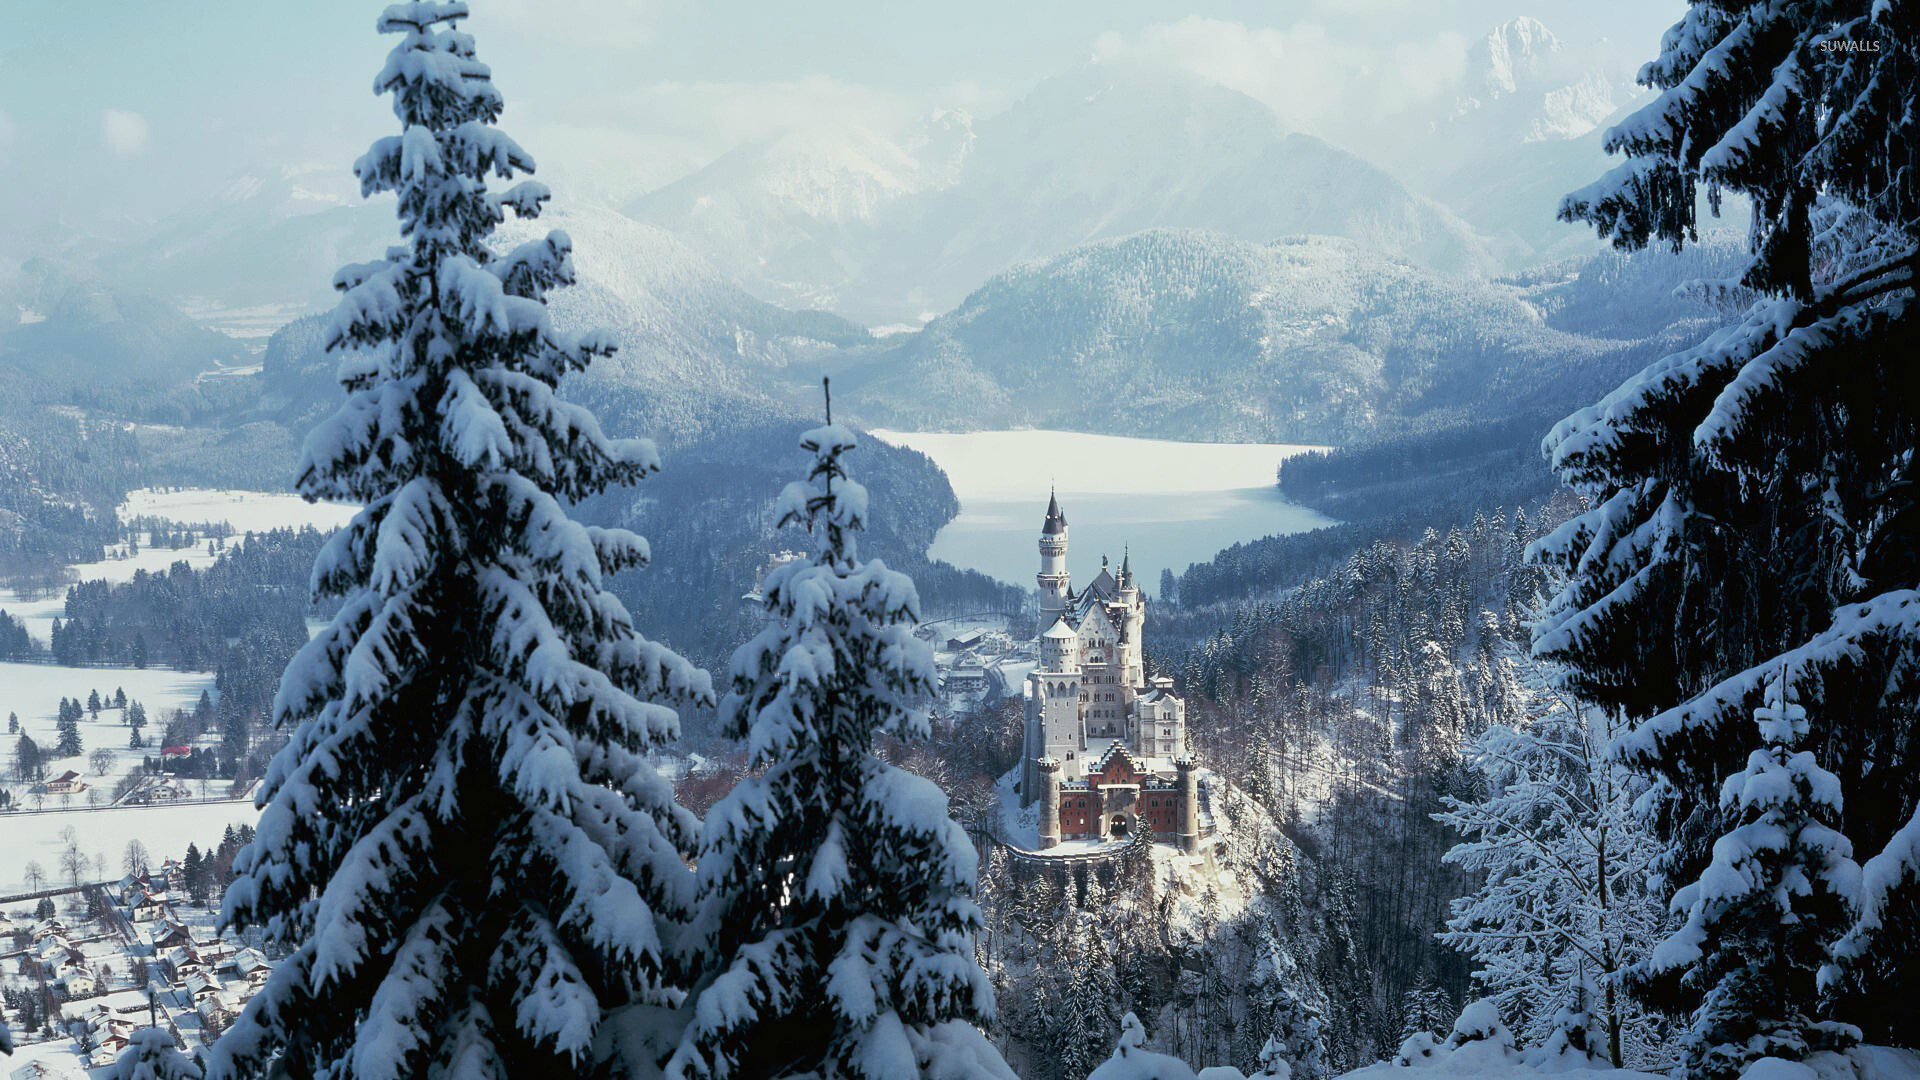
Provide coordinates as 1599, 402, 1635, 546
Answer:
116, 1026, 204, 1080
1396, 976, 1451, 1044
1541, 0, 1919, 1053
1642, 669, 1861, 1079
1252, 1035, 1292, 1080
211, 5, 710, 1077
666, 409, 1009, 1079
1434, 678, 1663, 1066
1264, 984, 1328, 1080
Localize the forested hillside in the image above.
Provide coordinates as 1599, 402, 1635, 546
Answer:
824, 230, 1727, 444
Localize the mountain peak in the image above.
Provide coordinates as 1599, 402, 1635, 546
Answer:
1475, 17, 1566, 99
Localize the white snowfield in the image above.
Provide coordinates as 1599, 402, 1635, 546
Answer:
0, 489, 344, 897
119, 487, 358, 536
3, 488, 358, 646
1334, 1046, 1920, 1079
867, 429, 1333, 586
1, 798, 259, 895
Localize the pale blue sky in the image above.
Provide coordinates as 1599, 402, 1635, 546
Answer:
0, 1, 1681, 230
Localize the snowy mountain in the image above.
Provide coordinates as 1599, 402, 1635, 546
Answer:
851, 62, 1500, 324
1405, 18, 1646, 265
825, 229, 1608, 442
626, 62, 1499, 325
497, 206, 868, 397
0, 259, 250, 386
262, 205, 870, 443
624, 118, 965, 312
95, 167, 394, 321
1452, 17, 1624, 144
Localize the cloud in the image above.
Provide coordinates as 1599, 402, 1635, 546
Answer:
472, 0, 664, 50
1090, 17, 1467, 158
513, 75, 918, 204
101, 108, 150, 157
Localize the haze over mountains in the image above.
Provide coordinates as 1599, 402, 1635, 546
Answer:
3, 16, 1689, 451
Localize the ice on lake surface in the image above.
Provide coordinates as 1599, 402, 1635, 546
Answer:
869, 430, 1335, 587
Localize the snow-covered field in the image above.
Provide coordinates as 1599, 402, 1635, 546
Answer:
119, 487, 358, 537
869, 430, 1333, 586
0, 489, 345, 894
0, 799, 258, 895
0, 661, 216, 743
2, 488, 357, 645
0, 661, 221, 829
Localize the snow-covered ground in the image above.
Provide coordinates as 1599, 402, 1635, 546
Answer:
118, 488, 357, 537
2, 488, 356, 646
0, 489, 345, 896
1331, 1045, 1920, 1080
178, 297, 316, 343
0, 799, 258, 895
1, 663, 215, 735
868, 430, 1333, 586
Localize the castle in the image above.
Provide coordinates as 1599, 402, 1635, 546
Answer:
1020, 492, 1199, 852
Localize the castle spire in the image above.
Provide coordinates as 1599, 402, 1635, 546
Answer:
1043, 487, 1067, 535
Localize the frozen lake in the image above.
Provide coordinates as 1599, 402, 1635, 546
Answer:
868, 430, 1335, 588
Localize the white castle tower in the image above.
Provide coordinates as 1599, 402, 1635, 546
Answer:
1037, 489, 1070, 625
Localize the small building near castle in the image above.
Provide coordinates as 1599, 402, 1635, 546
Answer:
1019, 493, 1201, 852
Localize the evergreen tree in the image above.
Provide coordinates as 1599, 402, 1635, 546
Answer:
1644, 671, 1861, 1079
1544, 0, 1919, 1053
665, 413, 1007, 1079
1397, 976, 1450, 1043
1433, 678, 1663, 1066
212, 5, 709, 1076
115, 1025, 203, 1080
55, 701, 83, 757
1267, 984, 1328, 1080
1253, 1034, 1292, 1079
183, 845, 206, 907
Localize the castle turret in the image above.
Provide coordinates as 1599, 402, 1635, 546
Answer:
1118, 547, 1146, 686
1037, 489, 1070, 623
1176, 755, 1200, 854
1039, 617, 1078, 673
1038, 757, 1062, 849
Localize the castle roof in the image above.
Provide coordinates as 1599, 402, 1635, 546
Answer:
1042, 490, 1068, 535
1080, 566, 1118, 604
1042, 618, 1076, 640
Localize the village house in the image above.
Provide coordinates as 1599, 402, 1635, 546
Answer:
149, 921, 194, 951
60, 967, 97, 998
128, 892, 167, 923
228, 949, 270, 990
89, 1032, 132, 1069
43, 770, 85, 796
183, 971, 222, 1007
